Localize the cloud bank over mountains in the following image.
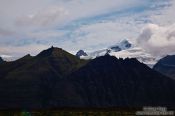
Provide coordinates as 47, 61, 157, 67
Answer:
0, 0, 175, 58
137, 23, 175, 57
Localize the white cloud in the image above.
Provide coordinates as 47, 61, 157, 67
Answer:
16, 6, 69, 28
149, 0, 175, 25
0, 44, 50, 57
61, 19, 140, 51
0, 0, 175, 57
137, 23, 175, 57
28, 30, 66, 40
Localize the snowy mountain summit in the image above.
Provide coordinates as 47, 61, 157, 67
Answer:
109, 39, 132, 52
76, 39, 157, 67
76, 39, 133, 59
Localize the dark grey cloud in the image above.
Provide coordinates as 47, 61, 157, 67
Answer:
0, 28, 15, 37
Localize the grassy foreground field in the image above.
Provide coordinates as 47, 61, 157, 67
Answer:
0, 108, 138, 116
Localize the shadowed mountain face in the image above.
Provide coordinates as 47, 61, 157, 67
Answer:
53, 55, 175, 107
154, 55, 175, 79
0, 48, 175, 109
0, 57, 4, 63
76, 50, 88, 58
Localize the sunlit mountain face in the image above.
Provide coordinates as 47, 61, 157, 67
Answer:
0, 0, 175, 61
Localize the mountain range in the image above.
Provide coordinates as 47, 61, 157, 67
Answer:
76, 40, 157, 67
0, 47, 175, 109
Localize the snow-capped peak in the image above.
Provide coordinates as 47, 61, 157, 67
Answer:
77, 39, 133, 59
109, 39, 132, 52
76, 39, 158, 67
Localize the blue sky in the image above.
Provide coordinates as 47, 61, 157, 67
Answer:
0, 0, 175, 58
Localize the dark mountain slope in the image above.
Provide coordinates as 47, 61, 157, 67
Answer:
0, 54, 33, 79
0, 57, 4, 64
53, 55, 175, 107
154, 55, 175, 79
0, 47, 87, 109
